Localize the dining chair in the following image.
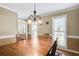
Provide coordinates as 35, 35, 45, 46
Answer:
46, 37, 58, 56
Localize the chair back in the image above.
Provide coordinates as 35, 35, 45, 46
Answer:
46, 37, 58, 56
50, 39, 57, 56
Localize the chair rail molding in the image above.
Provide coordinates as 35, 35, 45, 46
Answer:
68, 35, 79, 39
0, 35, 16, 39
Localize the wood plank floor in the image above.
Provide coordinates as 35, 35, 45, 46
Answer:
0, 35, 79, 56
0, 36, 52, 56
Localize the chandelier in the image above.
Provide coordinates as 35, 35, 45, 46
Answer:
27, 3, 42, 24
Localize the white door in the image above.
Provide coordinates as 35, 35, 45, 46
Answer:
52, 15, 67, 48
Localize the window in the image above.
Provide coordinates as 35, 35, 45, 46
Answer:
18, 20, 27, 34
52, 15, 67, 48
31, 21, 38, 40
31, 21, 38, 47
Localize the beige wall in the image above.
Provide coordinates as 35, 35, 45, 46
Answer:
36, 7, 79, 52
0, 5, 79, 52
0, 7, 17, 46
38, 8, 79, 36
26, 16, 52, 35
38, 16, 52, 35
27, 8, 79, 36
0, 7, 17, 36
50, 8, 79, 52
67, 38, 79, 52
51, 8, 79, 36
28, 24, 32, 34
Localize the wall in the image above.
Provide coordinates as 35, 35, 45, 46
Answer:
24, 7, 79, 52
28, 24, 32, 34
50, 8, 79, 52
0, 7, 17, 46
26, 8, 79, 37
26, 16, 52, 36
38, 8, 79, 37
51, 8, 79, 36
67, 38, 79, 52
38, 16, 52, 35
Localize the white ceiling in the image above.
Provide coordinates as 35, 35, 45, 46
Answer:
0, 3, 79, 19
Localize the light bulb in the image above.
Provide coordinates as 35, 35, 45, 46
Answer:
28, 19, 32, 24
38, 20, 42, 24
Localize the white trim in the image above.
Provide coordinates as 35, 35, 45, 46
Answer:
53, 15, 67, 19
41, 5, 79, 17
49, 34, 52, 36
38, 33, 52, 36
38, 33, 44, 35
58, 48, 79, 54
0, 4, 79, 19
68, 35, 79, 39
0, 35, 16, 39
0, 5, 17, 13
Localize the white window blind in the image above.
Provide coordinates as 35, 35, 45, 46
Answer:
52, 15, 67, 48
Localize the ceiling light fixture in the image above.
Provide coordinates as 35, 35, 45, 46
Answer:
27, 3, 42, 24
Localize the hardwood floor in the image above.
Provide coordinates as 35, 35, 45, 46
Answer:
0, 35, 79, 56
0, 36, 52, 56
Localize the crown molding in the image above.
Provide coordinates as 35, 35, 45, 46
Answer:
0, 5, 17, 13
41, 4, 79, 17
0, 4, 79, 19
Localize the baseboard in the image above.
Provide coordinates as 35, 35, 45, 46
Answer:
0, 35, 16, 46
38, 34, 52, 36
38, 34, 44, 35
0, 35, 15, 39
38, 34, 79, 39
58, 48, 79, 55
49, 34, 52, 37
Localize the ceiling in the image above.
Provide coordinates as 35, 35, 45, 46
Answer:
0, 3, 79, 19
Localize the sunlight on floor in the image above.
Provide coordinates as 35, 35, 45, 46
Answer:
31, 21, 39, 56
23, 40, 26, 43
32, 37, 39, 56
